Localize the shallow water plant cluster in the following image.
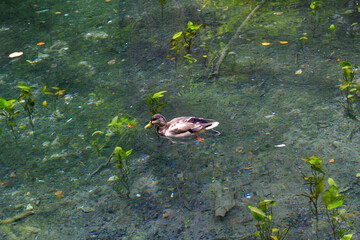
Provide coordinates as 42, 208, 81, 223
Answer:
338, 61, 359, 118
146, 90, 167, 115
0, 97, 19, 140
0, 84, 65, 142
300, 155, 353, 240
248, 200, 290, 240
113, 146, 132, 197
169, 21, 202, 63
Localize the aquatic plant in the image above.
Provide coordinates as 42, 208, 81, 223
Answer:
169, 21, 202, 60
90, 130, 109, 156
297, 36, 308, 51
322, 178, 353, 240
299, 155, 325, 234
300, 155, 354, 239
89, 116, 138, 177
326, 24, 335, 45
349, 23, 358, 48
107, 116, 137, 145
307, 1, 323, 37
158, 0, 166, 19
17, 84, 35, 129
113, 146, 132, 197
146, 91, 167, 115
248, 200, 290, 240
41, 85, 65, 111
338, 61, 359, 118
0, 97, 19, 141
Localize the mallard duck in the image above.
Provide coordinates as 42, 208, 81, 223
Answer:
145, 114, 219, 142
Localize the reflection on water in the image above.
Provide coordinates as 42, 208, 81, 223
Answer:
1, 0, 360, 239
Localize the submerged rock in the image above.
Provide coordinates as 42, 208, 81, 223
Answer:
214, 183, 235, 217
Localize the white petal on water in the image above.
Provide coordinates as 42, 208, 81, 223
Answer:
275, 144, 286, 148
9, 52, 23, 58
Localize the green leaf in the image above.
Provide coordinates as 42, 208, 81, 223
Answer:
92, 131, 104, 136
108, 116, 119, 127
329, 24, 335, 31
315, 177, 324, 196
114, 146, 126, 159
340, 234, 352, 240
340, 82, 351, 91
152, 91, 167, 99
17, 84, 31, 92
120, 117, 131, 124
0, 98, 7, 108
249, 206, 266, 221
172, 32, 183, 40
339, 61, 359, 68
146, 94, 154, 105
327, 200, 343, 210
356, 173, 360, 177
126, 149, 132, 157
41, 85, 47, 93
8, 120, 16, 127
328, 178, 337, 188
323, 187, 337, 206
263, 200, 276, 206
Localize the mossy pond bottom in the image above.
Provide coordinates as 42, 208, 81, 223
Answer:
1, 0, 360, 239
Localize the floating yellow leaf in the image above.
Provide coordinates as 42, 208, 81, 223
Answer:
42, 100, 47, 107
261, 42, 271, 46
36, 42, 45, 46
328, 159, 335, 163
54, 190, 63, 196
279, 41, 288, 44
295, 69, 302, 75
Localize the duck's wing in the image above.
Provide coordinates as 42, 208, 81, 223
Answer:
165, 117, 219, 137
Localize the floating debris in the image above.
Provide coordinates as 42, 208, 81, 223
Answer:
25, 204, 34, 211
162, 209, 174, 218
275, 144, 286, 148
295, 69, 302, 75
84, 31, 108, 39
36, 9, 49, 13
8, 52, 23, 58
54, 190, 63, 196
0, 27, 10, 32
107, 59, 116, 65
107, 176, 117, 182
78, 206, 95, 213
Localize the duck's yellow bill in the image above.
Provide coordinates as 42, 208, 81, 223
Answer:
144, 121, 152, 128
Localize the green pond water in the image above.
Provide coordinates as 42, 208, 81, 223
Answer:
1, 0, 360, 239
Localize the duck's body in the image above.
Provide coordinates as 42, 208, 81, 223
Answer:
145, 114, 219, 142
